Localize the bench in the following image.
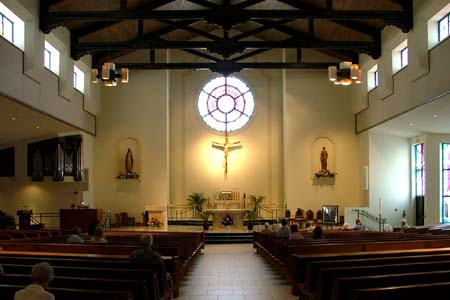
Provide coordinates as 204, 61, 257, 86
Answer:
332, 269, 450, 300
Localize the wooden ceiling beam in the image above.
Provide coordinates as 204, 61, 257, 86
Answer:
67, 0, 176, 38
232, 19, 292, 41
42, 9, 409, 23
73, 39, 375, 60
186, 0, 218, 9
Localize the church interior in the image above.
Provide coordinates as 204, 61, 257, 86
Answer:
0, 0, 450, 299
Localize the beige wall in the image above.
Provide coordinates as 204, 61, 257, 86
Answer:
368, 130, 411, 226
0, 135, 86, 227
285, 69, 364, 218
0, 0, 99, 135
169, 69, 283, 207
355, 1, 450, 132
93, 70, 169, 221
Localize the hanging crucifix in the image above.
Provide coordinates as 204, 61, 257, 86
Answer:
212, 132, 242, 179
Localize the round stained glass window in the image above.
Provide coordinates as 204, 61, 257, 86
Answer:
198, 77, 255, 132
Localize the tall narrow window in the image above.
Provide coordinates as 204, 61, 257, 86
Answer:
73, 65, 85, 93
414, 143, 425, 197
400, 46, 408, 69
442, 143, 450, 223
0, 12, 13, 43
438, 13, 450, 42
0, 2, 24, 49
373, 70, 379, 87
44, 48, 51, 70
44, 40, 60, 75
367, 65, 378, 91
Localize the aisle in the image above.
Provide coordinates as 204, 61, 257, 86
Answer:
177, 244, 297, 300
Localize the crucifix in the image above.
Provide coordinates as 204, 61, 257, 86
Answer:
212, 132, 242, 178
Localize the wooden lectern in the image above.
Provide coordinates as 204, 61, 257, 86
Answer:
60, 209, 102, 232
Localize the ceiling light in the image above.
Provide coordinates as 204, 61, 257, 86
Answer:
433, 114, 438, 118
91, 62, 129, 87
409, 123, 414, 126
11, 117, 17, 121
328, 61, 362, 86
35, 125, 40, 129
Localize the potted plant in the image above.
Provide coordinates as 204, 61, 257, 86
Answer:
187, 192, 207, 218
200, 211, 212, 231
246, 210, 257, 230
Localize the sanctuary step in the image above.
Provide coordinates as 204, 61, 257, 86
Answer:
204, 231, 254, 244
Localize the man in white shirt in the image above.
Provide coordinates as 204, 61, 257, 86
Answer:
14, 262, 55, 300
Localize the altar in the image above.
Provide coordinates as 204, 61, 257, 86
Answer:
207, 209, 246, 228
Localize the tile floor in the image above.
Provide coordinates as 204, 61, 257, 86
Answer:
177, 244, 297, 300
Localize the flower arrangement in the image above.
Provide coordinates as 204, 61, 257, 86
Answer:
221, 214, 233, 227
116, 171, 140, 180
148, 217, 162, 228
314, 170, 337, 178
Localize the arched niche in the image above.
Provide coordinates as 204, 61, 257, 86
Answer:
310, 136, 335, 176
116, 136, 142, 180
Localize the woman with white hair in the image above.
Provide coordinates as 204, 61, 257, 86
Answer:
400, 219, 410, 233
14, 262, 55, 300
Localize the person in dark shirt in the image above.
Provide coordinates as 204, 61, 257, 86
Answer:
129, 234, 164, 265
129, 234, 173, 290
311, 225, 324, 239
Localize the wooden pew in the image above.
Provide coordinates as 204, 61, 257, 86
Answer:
0, 284, 132, 300
307, 260, 450, 300
290, 246, 450, 294
0, 274, 148, 300
1, 263, 162, 300
301, 252, 450, 295
332, 269, 450, 300
351, 282, 450, 300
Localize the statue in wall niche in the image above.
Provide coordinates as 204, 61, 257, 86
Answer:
125, 148, 134, 174
320, 146, 328, 172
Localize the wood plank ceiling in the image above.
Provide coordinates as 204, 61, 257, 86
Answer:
40, 0, 413, 75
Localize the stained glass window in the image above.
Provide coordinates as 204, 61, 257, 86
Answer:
442, 143, 450, 223
198, 77, 254, 132
414, 143, 425, 197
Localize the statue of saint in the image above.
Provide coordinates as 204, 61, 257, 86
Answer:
320, 146, 328, 171
125, 148, 134, 174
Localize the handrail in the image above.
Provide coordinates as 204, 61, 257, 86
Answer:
167, 204, 195, 220
352, 209, 387, 231
32, 212, 59, 228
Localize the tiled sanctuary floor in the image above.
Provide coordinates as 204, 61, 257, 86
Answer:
177, 244, 297, 300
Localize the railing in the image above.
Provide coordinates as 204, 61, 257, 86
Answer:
32, 212, 59, 228
167, 204, 196, 220
352, 209, 387, 231
258, 204, 283, 220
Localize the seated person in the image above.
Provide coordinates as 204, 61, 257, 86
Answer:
129, 234, 164, 265
87, 218, 100, 238
277, 219, 290, 238
272, 218, 282, 231
129, 234, 173, 289
311, 225, 324, 239
14, 262, 55, 300
66, 226, 84, 243
91, 226, 108, 243
261, 222, 272, 233
353, 219, 367, 231
305, 221, 315, 233
289, 224, 304, 239
400, 219, 410, 233
341, 223, 350, 231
